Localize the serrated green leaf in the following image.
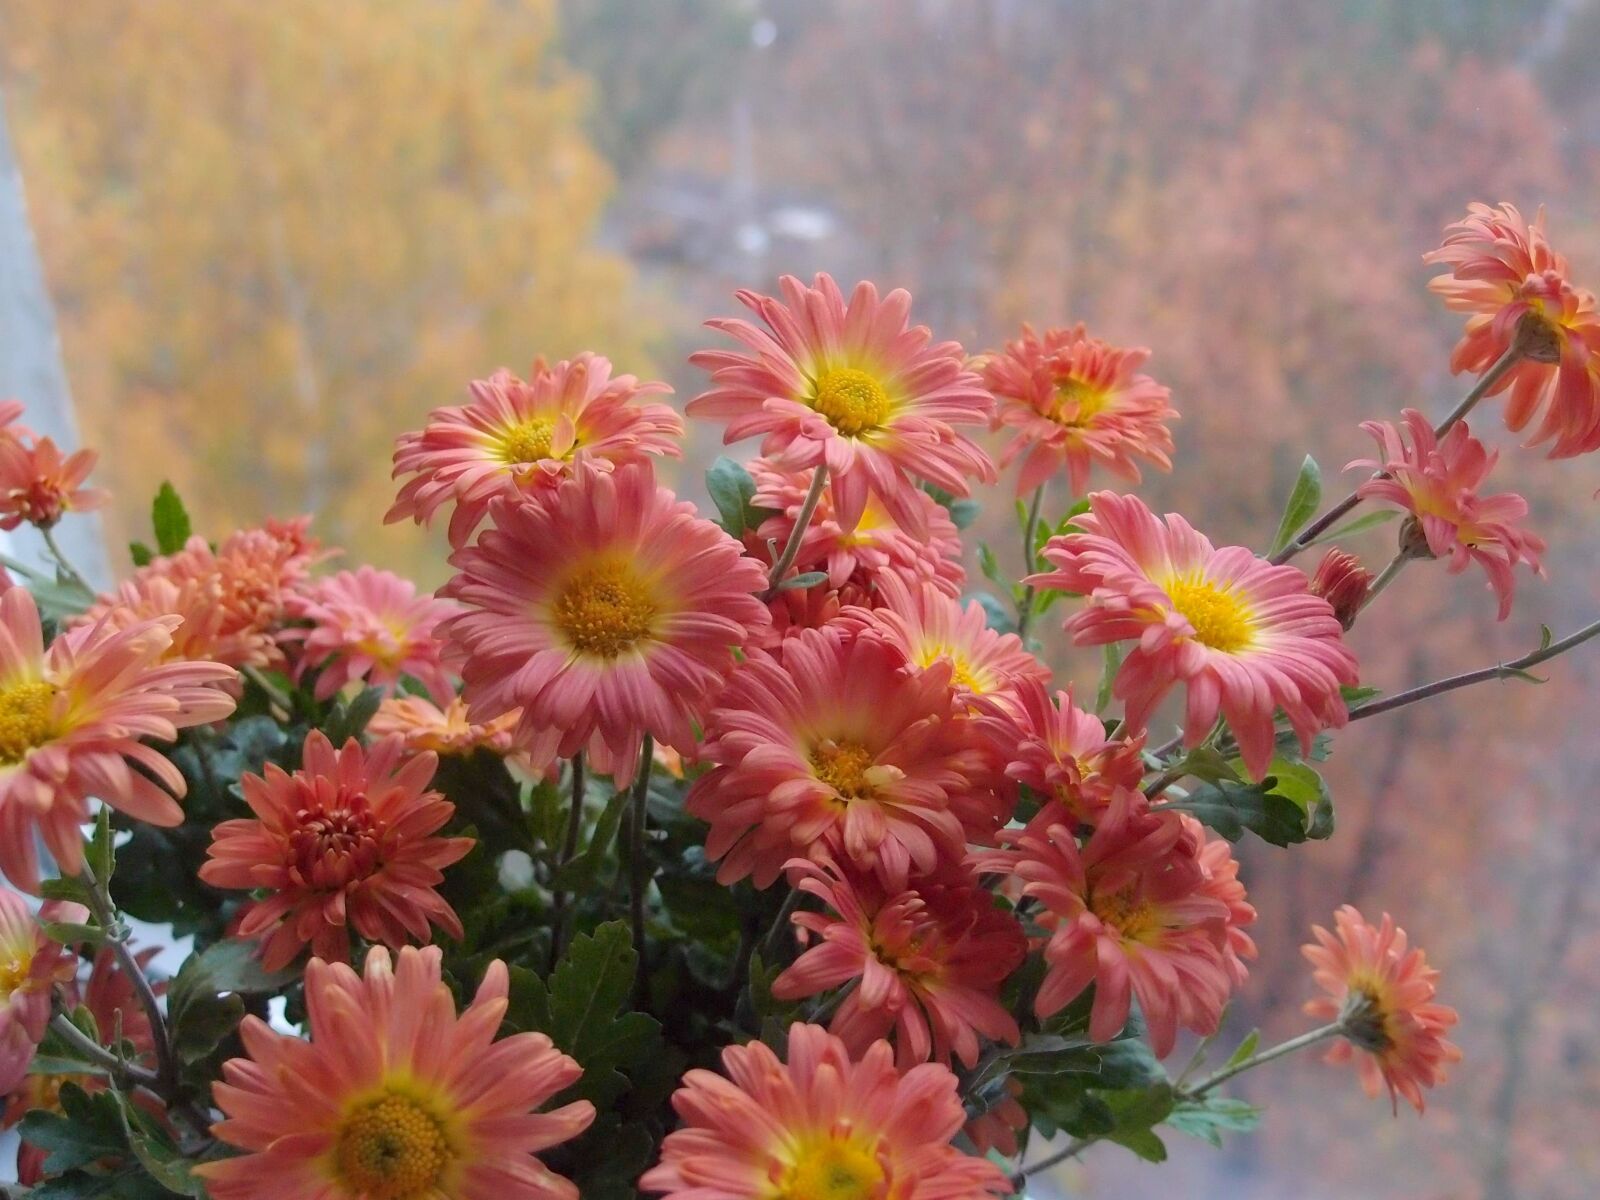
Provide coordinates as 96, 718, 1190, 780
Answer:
112, 1088, 208, 1196
1103, 1083, 1175, 1161
1164, 778, 1311, 847
19, 1083, 127, 1174
151, 482, 193, 555
1166, 1095, 1262, 1147
1268, 455, 1322, 556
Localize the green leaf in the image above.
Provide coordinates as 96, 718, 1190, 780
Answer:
705, 457, 761, 537
1268, 455, 1322, 556
1308, 507, 1400, 546
167, 939, 297, 1068
41, 921, 104, 947
505, 921, 663, 1109
27, 1056, 112, 1078
1095, 643, 1123, 714
322, 686, 384, 745
128, 541, 154, 568
41, 875, 91, 905
977, 543, 1004, 588
973, 592, 1016, 635
1166, 1095, 1262, 1147
150, 482, 193, 555
1165, 777, 1315, 847
776, 570, 826, 592
112, 1088, 208, 1196
549, 786, 630, 892
1103, 1083, 1175, 1161
946, 498, 980, 529
19, 1083, 127, 1174
1223, 1029, 1260, 1070
90, 804, 115, 885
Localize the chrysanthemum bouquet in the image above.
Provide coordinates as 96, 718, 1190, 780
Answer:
0, 200, 1590, 1199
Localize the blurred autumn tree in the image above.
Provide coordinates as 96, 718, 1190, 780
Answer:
0, 0, 650, 574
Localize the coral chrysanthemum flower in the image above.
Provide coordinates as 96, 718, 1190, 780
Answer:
389, 355, 682, 547
982, 323, 1177, 496
689, 273, 996, 536
200, 731, 473, 971
78, 517, 331, 671
748, 457, 965, 595
1425, 202, 1600, 457
688, 625, 989, 890
977, 679, 1146, 827
772, 857, 1024, 1069
640, 1021, 1010, 1199
0, 435, 108, 531
285, 567, 459, 703
1308, 547, 1373, 631
0, 587, 236, 893
368, 694, 521, 759
1013, 791, 1235, 1057
0, 890, 83, 1093
1184, 815, 1258, 988
196, 945, 594, 1200
1350, 410, 1545, 620
0, 402, 31, 444
1030, 492, 1359, 779
1302, 905, 1462, 1114
442, 463, 769, 785
840, 574, 1048, 712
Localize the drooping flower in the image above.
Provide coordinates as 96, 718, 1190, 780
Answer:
0, 435, 107, 531
1309, 548, 1374, 631
0, 890, 83, 1093
687, 625, 991, 890
639, 1022, 1010, 1199
1350, 410, 1545, 620
1029, 492, 1359, 779
747, 458, 966, 597
368, 694, 521, 759
772, 857, 1025, 1069
1012, 791, 1235, 1057
196, 945, 594, 1200
442, 463, 770, 785
1425, 202, 1600, 457
284, 567, 459, 702
964, 1079, 1028, 1159
1302, 905, 1462, 1114
840, 574, 1049, 712
200, 731, 472, 971
976, 679, 1146, 828
982, 322, 1177, 496
389, 355, 682, 547
77, 516, 331, 671
689, 273, 996, 535
0, 587, 237, 893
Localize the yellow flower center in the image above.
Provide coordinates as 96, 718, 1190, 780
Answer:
333, 1093, 454, 1200
774, 1134, 887, 1200
552, 560, 658, 659
915, 644, 987, 694
1341, 978, 1397, 1055
498, 417, 558, 464
1165, 576, 1255, 654
811, 367, 891, 437
0, 680, 59, 766
0, 950, 33, 997
1092, 888, 1159, 944
1052, 377, 1112, 426
809, 739, 876, 799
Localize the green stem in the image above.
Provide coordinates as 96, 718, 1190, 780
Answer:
47, 1013, 160, 1089
759, 887, 804, 965
548, 752, 586, 969
1015, 485, 1045, 640
628, 737, 655, 1006
240, 665, 293, 713
761, 464, 829, 601
39, 524, 91, 593
1353, 548, 1412, 619
1185, 1021, 1345, 1098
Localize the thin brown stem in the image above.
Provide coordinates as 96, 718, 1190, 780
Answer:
1185, 1021, 1345, 1098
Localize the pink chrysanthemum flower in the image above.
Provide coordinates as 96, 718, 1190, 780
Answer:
1302, 905, 1462, 1115
1030, 492, 1359, 780
1425, 202, 1600, 457
1013, 791, 1235, 1057
977, 679, 1146, 828
200, 732, 473, 971
1183, 815, 1258, 988
688, 625, 990, 890
840, 574, 1048, 712
196, 945, 594, 1200
640, 1021, 1010, 1199
389, 355, 682, 547
284, 567, 459, 703
0, 586, 236, 893
689, 273, 996, 536
442, 463, 769, 785
0, 890, 84, 1094
78, 517, 331, 671
368, 695, 520, 759
748, 458, 966, 597
772, 857, 1025, 1069
0, 435, 107, 531
983, 323, 1177, 496
1350, 410, 1545, 620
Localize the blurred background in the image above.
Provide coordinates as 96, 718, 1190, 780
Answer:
2, 1, 1598, 1195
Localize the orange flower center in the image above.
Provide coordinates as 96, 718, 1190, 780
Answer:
552, 560, 658, 659
1341, 978, 1397, 1055
0, 680, 59, 766
1164, 576, 1255, 654
497, 416, 558, 464
809, 739, 877, 799
1051, 377, 1112, 427
333, 1092, 454, 1200
811, 367, 891, 437
290, 799, 382, 884
773, 1132, 887, 1200
1091, 887, 1160, 944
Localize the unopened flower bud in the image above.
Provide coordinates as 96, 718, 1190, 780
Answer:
1310, 549, 1372, 630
